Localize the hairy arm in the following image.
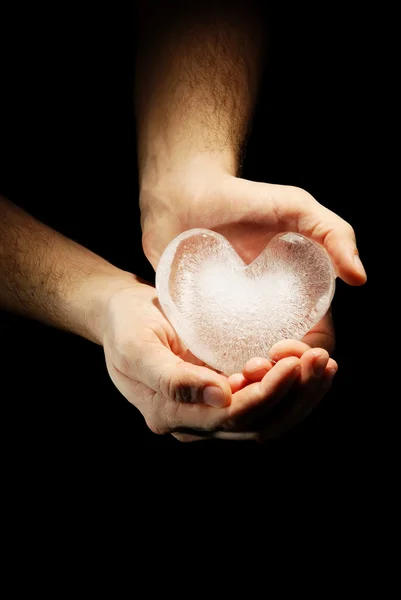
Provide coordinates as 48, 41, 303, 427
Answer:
135, 2, 366, 289
0, 195, 137, 343
135, 0, 266, 188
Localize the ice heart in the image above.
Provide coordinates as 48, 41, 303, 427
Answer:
156, 229, 335, 376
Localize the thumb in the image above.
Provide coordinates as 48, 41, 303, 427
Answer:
310, 205, 367, 286
273, 184, 367, 285
230, 179, 367, 286
127, 340, 232, 408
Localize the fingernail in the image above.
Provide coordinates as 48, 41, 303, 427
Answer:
313, 354, 328, 377
354, 254, 367, 278
203, 386, 226, 408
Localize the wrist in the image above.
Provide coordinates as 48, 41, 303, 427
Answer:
139, 158, 237, 270
139, 153, 235, 219
140, 150, 237, 196
77, 267, 141, 345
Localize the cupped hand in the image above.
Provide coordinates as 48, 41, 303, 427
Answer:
225, 336, 337, 442
101, 281, 337, 442
141, 169, 367, 288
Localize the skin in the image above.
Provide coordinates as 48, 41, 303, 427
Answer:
0, 195, 335, 443
0, 1, 367, 443
135, 1, 367, 439
103, 284, 337, 443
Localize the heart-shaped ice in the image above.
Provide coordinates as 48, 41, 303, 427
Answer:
156, 229, 335, 376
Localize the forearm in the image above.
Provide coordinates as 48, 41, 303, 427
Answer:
135, 0, 266, 189
0, 195, 138, 344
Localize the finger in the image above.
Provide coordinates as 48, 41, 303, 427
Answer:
269, 339, 311, 362
107, 357, 231, 433
227, 372, 250, 393
298, 357, 336, 416
300, 348, 330, 383
242, 357, 273, 382
300, 202, 367, 286
234, 179, 367, 285
114, 336, 232, 408
302, 329, 334, 352
263, 347, 328, 425
106, 346, 286, 441
252, 182, 367, 285
264, 363, 339, 440
274, 347, 329, 418
256, 358, 337, 441
170, 357, 337, 441
179, 361, 339, 443
224, 357, 301, 427
174, 359, 338, 442
111, 343, 302, 435
166, 358, 300, 432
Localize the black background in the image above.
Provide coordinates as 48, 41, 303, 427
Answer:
0, 2, 374, 468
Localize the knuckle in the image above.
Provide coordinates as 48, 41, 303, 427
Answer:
271, 185, 316, 229
287, 185, 316, 207
160, 368, 197, 404
295, 186, 315, 203
345, 222, 356, 239
175, 385, 197, 403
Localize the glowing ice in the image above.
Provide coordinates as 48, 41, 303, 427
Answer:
156, 229, 335, 376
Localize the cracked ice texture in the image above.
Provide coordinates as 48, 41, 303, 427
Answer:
156, 229, 335, 376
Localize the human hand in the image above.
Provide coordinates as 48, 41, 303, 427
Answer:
101, 280, 337, 442
139, 166, 366, 437
140, 165, 367, 288
226, 335, 337, 442
141, 165, 367, 354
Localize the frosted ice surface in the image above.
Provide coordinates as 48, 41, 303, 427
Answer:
156, 229, 336, 376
